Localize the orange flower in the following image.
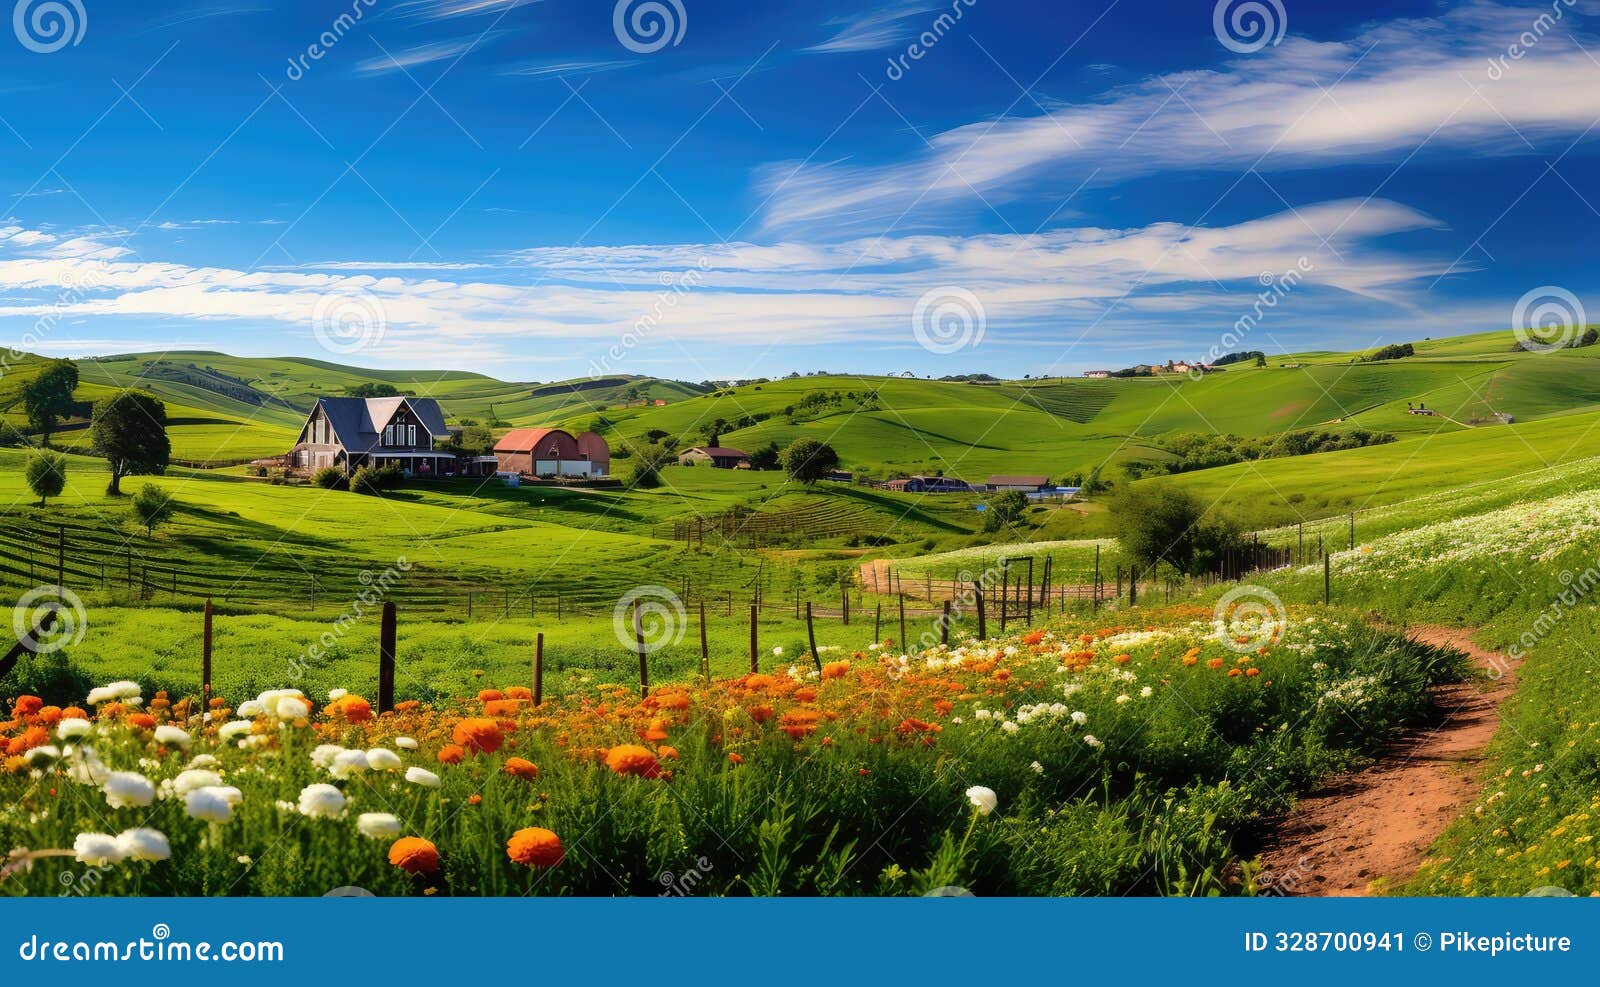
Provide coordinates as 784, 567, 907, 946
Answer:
1022, 630, 1047, 646
779, 709, 822, 739
727, 753, 744, 765
749, 705, 774, 724
1228, 668, 1242, 677
127, 713, 157, 730
507, 827, 564, 868
60, 706, 86, 720
604, 744, 661, 779
744, 674, 779, 691
452, 718, 504, 754
326, 694, 373, 723
11, 696, 42, 717
477, 689, 504, 703
1182, 654, 1199, 667
503, 757, 539, 780
437, 744, 466, 765
821, 661, 850, 681
504, 686, 533, 701
467, 793, 482, 806
1112, 654, 1131, 665
640, 717, 670, 742
388, 837, 440, 875
657, 745, 680, 760
1206, 658, 1225, 670
483, 700, 522, 718
1245, 667, 1261, 678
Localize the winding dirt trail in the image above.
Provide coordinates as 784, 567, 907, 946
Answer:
1255, 626, 1518, 896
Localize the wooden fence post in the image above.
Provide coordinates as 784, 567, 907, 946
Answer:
841, 585, 849, 626
698, 600, 709, 681
898, 593, 906, 649
874, 603, 882, 644
973, 581, 987, 639
533, 632, 544, 707
1324, 553, 1331, 605
1025, 558, 1034, 622
56, 525, 64, 592
633, 601, 649, 699
748, 604, 758, 674
201, 599, 213, 709
1130, 567, 1138, 607
378, 602, 396, 714
1093, 544, 1101, 610
941, 600, 951, 646
805, 602, 821, 672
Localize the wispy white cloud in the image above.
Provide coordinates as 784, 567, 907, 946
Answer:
355, 33, 507, 74
391, 0, 541, 20
764, 1, 1600, 235
503, 58, 637, 79
805, 2, 941, 54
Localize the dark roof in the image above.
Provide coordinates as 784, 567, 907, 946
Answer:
312, 396, 450, 454
688, 446, 748, 458
987, 475, 1051, 486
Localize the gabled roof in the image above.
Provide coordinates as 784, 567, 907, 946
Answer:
493, 427, 575, 453
306, 396, 451, 454
686, 446, 748, 458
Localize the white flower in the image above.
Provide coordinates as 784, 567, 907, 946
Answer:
102, 771, 156, 809
405, 766, 440, 788
184, 787, 234, 822
309, 744, 346, 768
365, 748, 403, 771
1140, 686, 1153, 699
1000, 720, 1020, 734
57, 718, 92, 740
153, 725, 191, 749
218, 721, 254, 742
1115, 694, 1130, 704
329, 749, 370, 779
772, 646, 784, 657
964, 785, 998, 816
297, 783, 347, 819
73, 832, 123, 867
23, 745, 60, 766
254, 689, 307, 719
1030, 761, 1044, 774
394, 737, 418, 751
236, 700, 265, 718
171, 769, 223, 797
275, 697, 311, 721
115, 828, 171, 862
1070, 711, 1088, 726
86, 681, 141, 706
65, 748, 110, 786
1083, 734, 1103, 748
327, 688, 348, 701
356, 812, 402, 840
186, 754, 220, 770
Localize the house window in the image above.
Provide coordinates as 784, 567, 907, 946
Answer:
407, 425, 416, 446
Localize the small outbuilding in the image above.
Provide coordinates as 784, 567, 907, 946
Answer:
986, 474, 1051, 492
493, 427, 610, 478
678, 445, 750, 469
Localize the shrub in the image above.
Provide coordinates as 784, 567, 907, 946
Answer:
24, 449, 67, 506
350, 465, 384, 495
312, 466, 346, 490
131, 482, 174, 536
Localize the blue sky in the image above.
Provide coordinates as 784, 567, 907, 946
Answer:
2, 0, 1599, 381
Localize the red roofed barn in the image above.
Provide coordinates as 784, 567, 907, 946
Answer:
493, 428, 610, 478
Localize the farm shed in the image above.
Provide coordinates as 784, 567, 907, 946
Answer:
886, 475, 974, 493
493, 428, 610, 478
678, 446, 750, 468
986, 474, 1051, 492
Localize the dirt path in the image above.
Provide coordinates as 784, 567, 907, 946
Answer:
1255, 625, 1518, 896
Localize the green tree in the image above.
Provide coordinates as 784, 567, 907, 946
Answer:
748, 441, 781, 471
131, 483, 174, 537
21, 359, 79, 446
982, 490, 1029, 532
629, 460, 661, 490
345, 382, 400, 398
24, 450, 67, 506
782, 438, 839, 484
449, 424, 496, 457
90, 391, 170, 495
1107, 481, 1241, 577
